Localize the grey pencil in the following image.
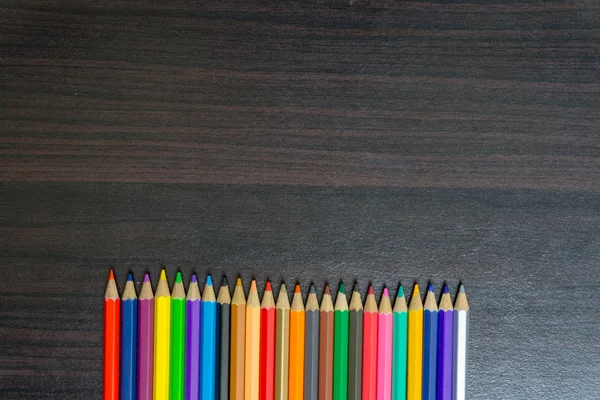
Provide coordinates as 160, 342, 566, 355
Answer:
304, 284, 320, 400
217, 277, 231, 400
348, 286, 363, 400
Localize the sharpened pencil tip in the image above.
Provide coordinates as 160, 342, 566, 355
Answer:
108, 270, 115, 280
221, 276, 228, 285
443, 284, 450, 294
459, 284, 465, 293
309, 284, 316, 294
397, 286, 404, 298
266, 281, 272, 291
324, 285, 330, 295
383, 287, 389, 297
428, 283, 434, 292
339, 283, 345, 294
127, 273, 133, 281
143, 273, 150, 283
159, 269, 166, 280
412, 283, 420, 296
236, 277, 242, 286
175, 272, 182, 283
206, 275, 213, 286
368, 285, 374, 295
295, 284, 301, 293
191, 274, 197, 283
250, 280, 257, 290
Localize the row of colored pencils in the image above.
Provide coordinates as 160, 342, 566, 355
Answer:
104, 271, 469, 400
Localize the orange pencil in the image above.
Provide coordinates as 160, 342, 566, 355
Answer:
104, 270, 120, 400
289, 284, 305, 400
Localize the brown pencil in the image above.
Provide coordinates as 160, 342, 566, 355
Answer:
318, 285, 334, 400
230, 278, 246, 400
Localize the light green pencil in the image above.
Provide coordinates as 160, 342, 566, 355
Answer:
170, 272, 186, 400
333, 283, 349, 400
391, 286, 408, 400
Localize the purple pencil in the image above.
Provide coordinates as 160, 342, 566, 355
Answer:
185, 274, 202, 400
137, 274, 154, 400
436, 285, 454, 400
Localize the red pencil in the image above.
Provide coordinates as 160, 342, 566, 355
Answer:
260, 281, 276, 400
104, 270, 120, 400
362, 285, 378, 400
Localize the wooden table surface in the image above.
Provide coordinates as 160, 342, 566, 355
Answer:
1, 1, 599, 399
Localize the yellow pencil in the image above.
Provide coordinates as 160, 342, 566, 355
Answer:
288, 284, 305, 400
406, 284, 423, 400
231, 278, 246, 400
245, 280, 261, 400
154, 269, 171, 400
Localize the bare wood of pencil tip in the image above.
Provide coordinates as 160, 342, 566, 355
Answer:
139, 278, 154, 300
247, 281, 260, 308
172, 278, 186, 300
438, 290, 453, 311
305, 288, 320, 311
454, 286, 469, 311
378, 289, 392, 314
393, 290, 407, 313
276, 284, 290, 309
408, 285, 423, 311
291, 288, 304, 311
232, 279, 247, 305
122, 278, 137, 300
261, 285, 275, 308
217, 282, 231, 304
105, 274, 119, 300
349, 290, 363, 311
423, 288, 438, 312
320, 288, 334, 312
186, 279, 201, 301
334, 288, 349, 311
203, 280, 216, 302
155, 274, 171, 298
364, 289, 378, 313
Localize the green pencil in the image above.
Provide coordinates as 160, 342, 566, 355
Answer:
170, 272, 186, 400
333, 283, 349, 400
391, 285, 408, 400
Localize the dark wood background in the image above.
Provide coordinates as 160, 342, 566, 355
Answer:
1, 1, 599, 399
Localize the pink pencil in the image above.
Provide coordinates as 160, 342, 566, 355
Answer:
376, 288, 393, 400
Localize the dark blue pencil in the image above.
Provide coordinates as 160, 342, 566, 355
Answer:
422, 284, 438, 400
201, 275, 217, 400
120, 273, 138, 400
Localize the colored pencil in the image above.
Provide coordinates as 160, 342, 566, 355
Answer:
333, 284, 349, 400
422, 284, 438, 400
361, 286, 378, 400
452, 285, 469, 400
406, 284, 423, 400
171, 272, 187, 400
121, 273, 138, 400
436, 285, 453, 400
230, 278, 246, 400
245, 280, 261, 400
347, 286, 363, 400
304, 284, 320, 400
260, 281, 276, 400
185, 275, 201, 400
391, 286, 407, 400
377, 288, 393, 400
138, 274, 154, 400
275, 284, 290, 400
201, 275, 218, 400
154, 269, 171, 400
217, 278, 231, 400
289, 284, 306, 400
318, 285, 334, 400
104, 270, 120, 400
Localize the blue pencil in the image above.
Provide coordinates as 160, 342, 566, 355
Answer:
422, 284, 438, 400
201, 275, 218, 400
120, 273, 138, 400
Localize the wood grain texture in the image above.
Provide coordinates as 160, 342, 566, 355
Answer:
1, 1, 599, 399
2, 0, 599, 188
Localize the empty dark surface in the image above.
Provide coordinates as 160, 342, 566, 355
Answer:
1, 0, 599, 399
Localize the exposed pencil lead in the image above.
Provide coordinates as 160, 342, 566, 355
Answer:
127, 273, 133, 281
459, 284, 465, 293
175, 271, 182, 283
427, 283, 434, 292
159, 269, 166, 280
443, 284, 450, 294
295, 284, 301, 293
368, 285, 374, 295
339, 283, 345, 294
206, 275, 213, 286
266, 281, 272, 291
109, 270, 115, 280
143, 273, 150, 283
383, 287, 389, 297
221, 276, 228, 286
250, 280, 257, 290
309, 284, 316, 294
324, 285, 331, 295
191, 274, 197, 283
236, 277, 242, 286
397, 285, 404, 298
412, 283, 420, 296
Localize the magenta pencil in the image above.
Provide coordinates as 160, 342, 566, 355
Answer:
377, 288, 393, 400
185, 274, 202, 400
137, 274, 154, 400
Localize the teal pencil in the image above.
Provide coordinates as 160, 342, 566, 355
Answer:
391, 286, 407, 400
